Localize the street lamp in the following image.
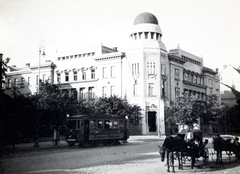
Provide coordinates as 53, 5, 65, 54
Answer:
34, 40, 45, 148
37, 40, 46, 94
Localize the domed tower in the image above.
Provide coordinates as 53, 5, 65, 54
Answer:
126, 12, 168, 135
129, 12, 166, 50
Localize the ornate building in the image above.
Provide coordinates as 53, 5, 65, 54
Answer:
4, 12, 220, 136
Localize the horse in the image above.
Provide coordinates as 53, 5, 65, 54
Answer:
158, 135, 184, 172
212, 135, 235, 163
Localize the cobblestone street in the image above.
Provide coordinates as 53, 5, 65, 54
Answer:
65, 158, 240, 174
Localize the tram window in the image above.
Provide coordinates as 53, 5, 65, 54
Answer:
119, 120, 124, 129
67, 120, 77, 129
80, 121, 84, 129
104, 120, 112, 129
90, 120, 96, 129
77, 120, 81, 130
112, 120, 118, 129
97, 120, 103, 129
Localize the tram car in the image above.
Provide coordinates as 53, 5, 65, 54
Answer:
66, 114, 129, 146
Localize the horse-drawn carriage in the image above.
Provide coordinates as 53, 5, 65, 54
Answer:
158, 129, 209, 172
212, 134, 240, 163
178, 129, 209, 165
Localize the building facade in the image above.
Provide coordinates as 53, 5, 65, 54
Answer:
4, 12, 220, 136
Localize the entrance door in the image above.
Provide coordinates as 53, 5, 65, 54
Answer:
148, 112, 156, 132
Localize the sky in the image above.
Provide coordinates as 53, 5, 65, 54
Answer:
1, 0, 240, 73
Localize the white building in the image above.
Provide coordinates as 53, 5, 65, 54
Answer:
4, 12, 220, 136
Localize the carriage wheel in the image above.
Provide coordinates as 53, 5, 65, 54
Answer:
203, 148, 209, 165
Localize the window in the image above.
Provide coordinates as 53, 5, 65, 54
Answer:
65, 72, 69, 82
175, 69, 180, 80
21, 78, 25, 88
216, 82, 219, 91
57, 73, 61, 83
119, 120, 124, 129
73, 71, 78, 81
110, 86, 115, 96
102, 67, 107, 78
209, 79, 213, 88
79, 88, 85, 100
189, 74, 192, 83
175, 87, 180, 98
193, 76, 197, 83
90, 120, 97, 129
104, 120, 112, 129
91, 69, 95, 79
161, 64, 166, 75
151, 32, 154, 39
7, 79, 11, 88
28, 77, 31, 86
132, 63, 139, 75
97, 120, 103, 129
73, 90, 77, 100
88, 87, 94, 100
144, 32, 148, 39
197, 77, 201, 84
110, 66, 115, 77
82, 71, 86, 80
148, 83, 154, 96
14, 78, 18, 87
36, 75, 39, 85
184, 73, 188, 81
148, 62, 155, 74
112, 121, 118, 129
102, 86, 107, 97
133, 83, 139, 96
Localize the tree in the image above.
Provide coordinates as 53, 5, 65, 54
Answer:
91, 96, 142, 125
172, 94, 203, 128
172, 94, 224, 131
0, 55, 10, 91
36, 81, 81, 145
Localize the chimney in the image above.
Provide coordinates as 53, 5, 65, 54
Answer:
113, 47, 118, 51
26, 63, 30, 67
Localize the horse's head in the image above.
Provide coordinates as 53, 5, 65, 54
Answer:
158, 145, 165, 162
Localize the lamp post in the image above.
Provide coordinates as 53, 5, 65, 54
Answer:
37, 40, 46, 94
34, 40, 45, 148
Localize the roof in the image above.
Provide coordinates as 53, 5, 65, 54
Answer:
133, 12, 158, 25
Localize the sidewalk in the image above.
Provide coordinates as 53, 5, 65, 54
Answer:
2, 135, 213, 154
1, 135, 163, 154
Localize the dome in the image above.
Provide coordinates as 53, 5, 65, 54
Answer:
133, 12, 158, 25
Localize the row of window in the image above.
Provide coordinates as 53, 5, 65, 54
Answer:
57, 69, 96, 83
130, 32, 161, 40
132, 62, 166, 76
174, 87, 207, 101
6, 75, 51, 89
71, 86, 116, 101
57, 52, 95, 61
57, 66, 116, 83
102, 66, 116, 79
133, 83, 156, 97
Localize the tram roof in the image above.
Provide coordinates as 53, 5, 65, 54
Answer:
67, 114, 125, 120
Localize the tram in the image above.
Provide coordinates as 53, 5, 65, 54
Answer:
66, 114, 129, 146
